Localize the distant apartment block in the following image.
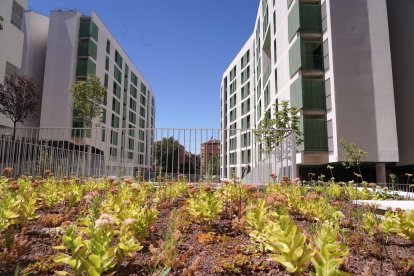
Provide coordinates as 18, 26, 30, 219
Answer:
200, 139, 220, 175
221, 0, 411, 181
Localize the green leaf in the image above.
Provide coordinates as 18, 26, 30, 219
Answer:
87, 266, 101, 276
88, 254, 101, 269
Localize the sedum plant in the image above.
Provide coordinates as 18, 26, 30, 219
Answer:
311, 221, 349, 276
187, 189, 222, 224
266, 215, 315, 274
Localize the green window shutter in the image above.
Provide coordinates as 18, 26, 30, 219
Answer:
87, 60, 96, 75
90, 21, 98, 41
300, 4, 322, 34
76, 59, 87, 76
79, 20, 99, 42
289, 38, 301, 77
304, 118, 328, 151
288, 0, 300, 41
303, 79, 325, 110
88, 40, 97, 60
290, 75, 303, 109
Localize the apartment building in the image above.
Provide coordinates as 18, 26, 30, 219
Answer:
16, 10, 156, 174
0, 0, 28, 127
200, 139, 220, 175
221, 0, 401, 181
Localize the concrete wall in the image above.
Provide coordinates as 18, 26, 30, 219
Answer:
40, 11, 81, 129
387, 0, 414, 166
20, 11, 49, 128
0, 0, 28, 127
329, 0, 398, 163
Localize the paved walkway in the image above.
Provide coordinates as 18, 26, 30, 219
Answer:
353, 200, 414, 211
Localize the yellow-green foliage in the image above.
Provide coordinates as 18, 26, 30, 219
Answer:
297, 199, 344, 224
380, 211, 414, 243
266, 215, 315, 274
187, 189, 222, 223
311, 221, 349, 276
245, 199, 279, 253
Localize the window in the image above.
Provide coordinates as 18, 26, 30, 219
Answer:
129, 111, 136, 124
111, 114, 119, 128
79, 20, 98, 42
105, 56, 109, 71
112, 98, 120, 114
140, 94, 146, 106
140, 106, 146, 117
110, 147, 117, 157
100, 109, 106, 124
114, 66, 122, 84
130, 85, 137, 98
128, 138, 135, 150
241, 82, 250, 100
113, 82, 121, 99
229, 66, 237, 81
129, 98, 136, 111
114, 50, 123, 69
5, 62, 17, 76
140, 83, 146, 94
110, 131, 118, 145
106, 39, 111, 54
11, 1, 24, 29
104, 74, 108, 88
131, 72, 138, 86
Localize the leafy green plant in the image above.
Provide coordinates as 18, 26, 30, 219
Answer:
266, 215, 315, 274
339, 139, 367, 182
311, 221, 349, 276
187, 189, 222, 224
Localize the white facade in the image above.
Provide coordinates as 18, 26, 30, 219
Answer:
221, 0, 399, 180
20, 10, 156, 172
0, 0, 28, 127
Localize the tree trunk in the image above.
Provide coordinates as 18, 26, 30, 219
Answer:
13, 121, 16, 141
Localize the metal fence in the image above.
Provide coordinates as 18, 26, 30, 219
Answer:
0, 127, 296, 183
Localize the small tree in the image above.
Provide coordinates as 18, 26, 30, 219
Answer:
206, 156, 220, 176
0, 74, 38, 138
69, 75, 106, 127
339, 138, 368, 181
255, 100, 303, 153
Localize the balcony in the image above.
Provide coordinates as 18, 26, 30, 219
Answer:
291, 77, 325, 111
298, 118, 328, 152
289, 2, 322, 41
289, 39, 324, 76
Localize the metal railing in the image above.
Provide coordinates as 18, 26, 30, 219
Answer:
0, 127, 296, 184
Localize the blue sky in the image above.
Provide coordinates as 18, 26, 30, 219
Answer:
29, 0, 259, 129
